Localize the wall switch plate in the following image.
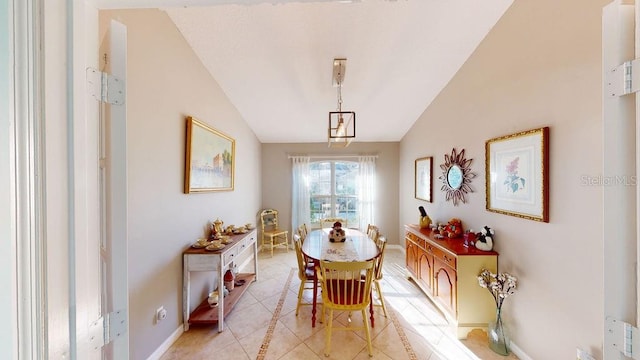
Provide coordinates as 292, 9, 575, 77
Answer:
156, 306, 167, 322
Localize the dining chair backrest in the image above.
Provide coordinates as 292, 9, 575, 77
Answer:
367, 224, 380, 242
318, 259, 374, 310
320, 217, 347, 229
293, 234, 307, 280
374, 236, 387, 281
297, 223, 308, 242
260, 208, 281, 231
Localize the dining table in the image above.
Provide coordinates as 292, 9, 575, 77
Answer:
301, 227, 381, 327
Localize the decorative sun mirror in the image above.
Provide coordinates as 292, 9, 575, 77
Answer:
439, 148, 476, 205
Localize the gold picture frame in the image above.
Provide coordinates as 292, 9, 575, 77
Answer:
485, 127, 549, 222
415, 157, 433, 202
184, 116, 235, 193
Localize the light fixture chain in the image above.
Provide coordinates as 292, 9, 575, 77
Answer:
337, 81, 343, 112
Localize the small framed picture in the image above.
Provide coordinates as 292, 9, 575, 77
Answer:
415, 157, 433, 202
485, 127, 549, 222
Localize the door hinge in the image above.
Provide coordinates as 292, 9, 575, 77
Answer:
86, 68, 125, 105
606, 59, 640, 98
106, 309, 127, 344
88, 309, 127, 350
606, 316, 640, 358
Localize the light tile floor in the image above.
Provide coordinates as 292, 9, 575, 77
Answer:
160, 247, 518, 360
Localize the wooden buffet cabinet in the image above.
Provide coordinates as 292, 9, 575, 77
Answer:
183, 229, 258, 332
405, 224, 498, 338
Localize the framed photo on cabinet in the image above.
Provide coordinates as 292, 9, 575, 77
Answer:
184, 116, 235, 193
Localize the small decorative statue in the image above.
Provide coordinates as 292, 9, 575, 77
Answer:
209, 218, 224, 240
475, 226, 494, 251
444, 218, 463, 238
209, 223, 219, 240
224, 269, 235, 291
418, 206, 432, 229
213, 218, 224, 235
463, 229, 476, 247
329, 221, 346, 243
207, 291, 219, 307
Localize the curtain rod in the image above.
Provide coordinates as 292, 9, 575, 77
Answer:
287, 154, 378, 159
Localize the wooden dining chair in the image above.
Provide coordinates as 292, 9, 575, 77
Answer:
372, 235, 388, 318
296, 223, 308, 242
293, 234, 320, 316
260, 209, 289, 257
320, 217, 347, 229
366, 224, 380, 243
317, 259, 375, 357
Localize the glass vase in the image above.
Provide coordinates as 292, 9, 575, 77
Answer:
488, 308, 510, 356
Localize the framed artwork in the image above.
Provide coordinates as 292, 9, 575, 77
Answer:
415, 157, 433, 202
485, 127, 549, 222
184, 116, 235, 193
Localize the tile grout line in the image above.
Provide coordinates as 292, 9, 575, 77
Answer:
256, 268, 295, 360
388, 306, 418, 360
382, 272, 420, 360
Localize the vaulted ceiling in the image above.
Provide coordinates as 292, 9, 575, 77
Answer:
98, 0, 514, 143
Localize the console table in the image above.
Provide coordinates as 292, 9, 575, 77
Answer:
183, 229, 258, 332
405, 224, 498, 338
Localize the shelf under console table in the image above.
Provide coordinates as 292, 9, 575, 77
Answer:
404, 224, 498, 338
183, 229, 258, 332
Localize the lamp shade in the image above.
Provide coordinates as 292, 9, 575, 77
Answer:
328, 111, 355, 148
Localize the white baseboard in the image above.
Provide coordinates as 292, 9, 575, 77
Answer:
510, 341, 532, 360
146, 325, 183, 360
387, 244, 405, 252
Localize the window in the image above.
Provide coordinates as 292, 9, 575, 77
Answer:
309, 161, 359, 227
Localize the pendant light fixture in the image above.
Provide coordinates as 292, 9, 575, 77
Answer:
328, 58, 355, 148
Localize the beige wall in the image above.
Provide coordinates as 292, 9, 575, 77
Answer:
100, 0, 613, 358
261, 142, 400, 245
400, 0, 607, 358
100, 9, 262, 360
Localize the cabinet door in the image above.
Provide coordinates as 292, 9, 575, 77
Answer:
417, 251, 433, 294
434, 259, 457, 317
405, 238, 418, 277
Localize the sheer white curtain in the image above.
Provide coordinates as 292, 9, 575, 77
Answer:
291, 156, 311, 232
358, 156, 376, 231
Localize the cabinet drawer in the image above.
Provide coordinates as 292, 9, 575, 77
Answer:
432, 247, 456, 269
222, 246, 239, 266
238, 236, 254, 254
424, 242, 436, 255
406, 232, 427, 249
186, 254, 219, 271
406, 232, 418, 243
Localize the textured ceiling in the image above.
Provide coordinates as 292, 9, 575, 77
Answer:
101, 0, 514, 143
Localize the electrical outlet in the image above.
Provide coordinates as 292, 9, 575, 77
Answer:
156, 306, 167, 322
576, 348, 595, 360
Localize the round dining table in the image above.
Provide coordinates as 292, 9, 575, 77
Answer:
301, 228, 380, 327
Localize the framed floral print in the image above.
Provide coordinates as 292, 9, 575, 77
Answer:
415, 157, 433, 202
485, 127, 549, 222
184, 116, 235, 193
